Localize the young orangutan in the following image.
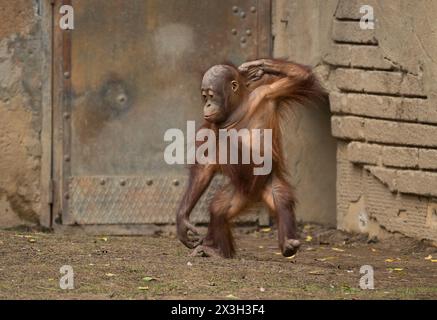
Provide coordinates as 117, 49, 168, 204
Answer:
176, 59, 326, 258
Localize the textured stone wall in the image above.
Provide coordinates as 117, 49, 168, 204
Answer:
326, 0, 437, 242
0, 0, 45, 227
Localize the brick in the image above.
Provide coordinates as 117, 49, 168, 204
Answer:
332, 116, 437, 147
347, 142, 381, 165
334, 69, 425, 96
364, 119, 437, 147
382, 146, 418, 168
418, 149, 437, 170
335, 0, 379, 20
331, 116, 364, 141
335, 0, 363, 19
324, 44, 392, 70
329, 93, 436, 124
416, 102, 437, 124
332, 20, 377, 44
323, 45, 352, 67
400, 74, 423, 96
396, 170, 437, 197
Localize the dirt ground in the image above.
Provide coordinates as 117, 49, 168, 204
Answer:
0, 223, 436, 300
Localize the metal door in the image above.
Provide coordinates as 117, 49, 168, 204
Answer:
53, 0, 271, 225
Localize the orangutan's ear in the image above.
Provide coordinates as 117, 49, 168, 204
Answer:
231, 80, 239, 92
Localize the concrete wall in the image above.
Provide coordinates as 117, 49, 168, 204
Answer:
273, 0, 339, 226
326, 0, 437, 243
0, 0, 47, 228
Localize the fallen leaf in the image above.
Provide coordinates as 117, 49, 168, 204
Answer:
138, 286, 149, 291
316, 256, 336, 262
371, 248, 377, 252
15, 234, 37, 240
258, 246, 264, 249
387, 268, 403, 272
424, 255, 432, 260
187, 262, 193, 267
99, 237, 108, 242
332, 248, 345, 252
260, 228, 271, 233
274, 252, 282, 256
308, 270, 325, 275
286, 254, 296, 260
142, 276, 156, 282
28, 238, 36, 243
260, 287, 266, 292
305, 235, 313, 242
385, 257, 401, 262
226, 294, 239, 300
431, 260, 437, 263
105, 273, 116, 277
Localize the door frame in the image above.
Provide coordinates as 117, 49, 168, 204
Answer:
40, 0, 55, 228
52, 0, 72, 228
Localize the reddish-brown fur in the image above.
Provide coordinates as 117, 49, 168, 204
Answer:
176, 59, 327, 258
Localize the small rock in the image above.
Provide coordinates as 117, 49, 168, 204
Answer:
367, 236, 378, 244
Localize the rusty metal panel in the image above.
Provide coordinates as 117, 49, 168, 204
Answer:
68, 175, 263, 224
57, 0, 271, 225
